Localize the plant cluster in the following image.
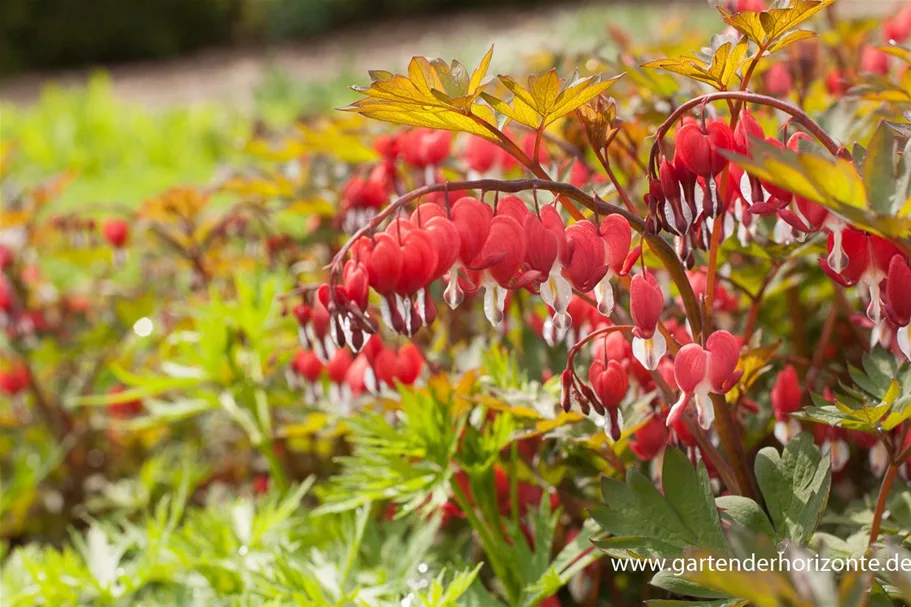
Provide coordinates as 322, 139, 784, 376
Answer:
3, 0, 911, 605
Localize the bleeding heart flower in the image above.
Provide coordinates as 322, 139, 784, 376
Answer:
734, 0, 765, 11
400, 128, 452, 168
629, 412, 669, 461
657, 158, 689, 235
496, 195, 530, 224
361, 233, 402, 297
326, 348, 353, 385
410, 205, 461, 282
860, 46, 890, 75
588, 358, 629, 440
103, 219, 129, 249
771, 364, 803, 444
0, 364, 29, 396
340, 260, 370, 311
394, 224, 439, 296
292, 349, 324, 383
375, 343, 424, 387
764, 62, 793, 98
470, 215, 527, 326
885, 3, 911, 43
525, 206, 572, 331
446, 197, 494, 309
630, 272, 666, 370
668, 330, 741, 430
562, 221, 609, 293
820, 229, 899, 327
343, 167, 389, 210
594, 215, 633, 316
674, 120, 735, 179
733, 108, 765, 156
886, 255, 911, 360
463, 135, 500, 174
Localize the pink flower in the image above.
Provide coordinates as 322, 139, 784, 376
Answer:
886, 254, 911, 360
771, 365, 803, 444
588, 358, 629, 439
630, 272, 666, 370
668, 330, 742, 429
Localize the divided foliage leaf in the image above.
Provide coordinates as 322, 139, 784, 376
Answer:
754, 433, 831, 545
799, 348, 911, 433
591, 446, 728, 561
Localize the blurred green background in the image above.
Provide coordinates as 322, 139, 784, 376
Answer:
0, 0, 565, 75
0, 2, 719, 209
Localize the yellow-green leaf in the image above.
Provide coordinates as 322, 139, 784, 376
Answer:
720, 0, 836, 48
495, 71, 622, 128
644, 39, 749, 90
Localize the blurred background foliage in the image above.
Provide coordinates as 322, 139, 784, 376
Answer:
0, 0, 562, 75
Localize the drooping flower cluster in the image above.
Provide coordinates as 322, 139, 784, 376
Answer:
289, 333, 424, 403
309, 192, 639, 357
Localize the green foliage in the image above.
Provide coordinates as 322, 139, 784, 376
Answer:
754, 433, 832, 545
800, 349, 911, 433
317, 386, 466, 516
592, 447, 728, 561
1, 76, 244, 195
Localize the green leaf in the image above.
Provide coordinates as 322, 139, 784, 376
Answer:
646, 601, 747, 607
863, 122, 898, 215
650, 570, 730, 599
754, 433, 831, 544
591, 447, 728, 562
662, 448, 729, 551
715, 496, 776, 539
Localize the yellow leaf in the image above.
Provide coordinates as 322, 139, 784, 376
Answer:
344, 51, 501, 139
523, 412, 586, 438
279, 412, 331, 437
882, 401, 911, 430
645, 39, 749, 90
727, 342, 779, 404
883, 379, 901, 407
849, 402, 891, 426
469, 46, 494, 94
725, 141, 909, 241
480, 92, 540, 129
497, 72, 622, 127
720, 0, 836, 48
799, 154, 868, 210
283, 198, 336, 217
767, 29, 818, 54
879, 44, 911, 64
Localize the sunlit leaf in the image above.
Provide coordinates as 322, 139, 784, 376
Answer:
719, 0, 836, 49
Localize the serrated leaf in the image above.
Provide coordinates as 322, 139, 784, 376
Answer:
495, 71, 622, 128
863, 122, 899, 215
591, 447, 728, 563
644, 39, 749, 91
754, 433, 831, 544
720, 0, 836, 48
662, 448, 729, 551
344, 54, 502, 139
